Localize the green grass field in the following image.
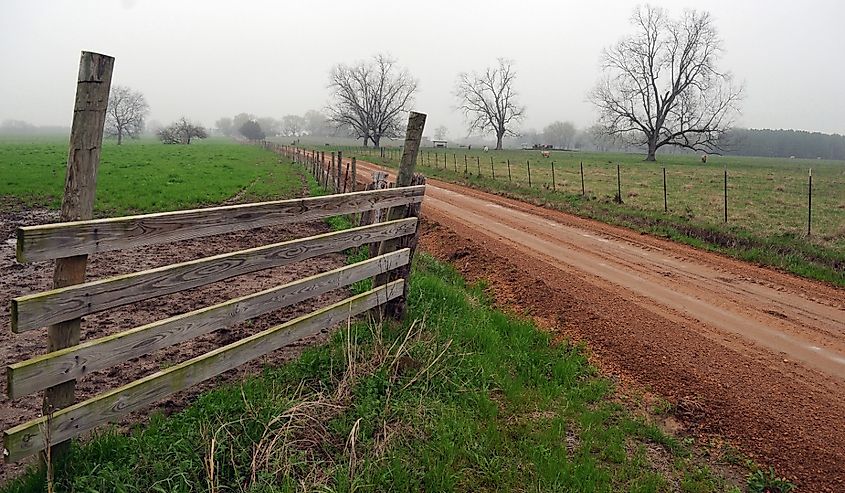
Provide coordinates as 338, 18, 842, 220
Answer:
318, 144, 845, 286
0, 137, 302, 215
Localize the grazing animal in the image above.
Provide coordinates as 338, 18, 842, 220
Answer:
701, 154, 707, 163
483, 145, 489, 152
541, 151, 550, 158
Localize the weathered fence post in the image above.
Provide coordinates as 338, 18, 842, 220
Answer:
330, 152, 336, 192
453, 153, 457, 172
491, 156, 495, 179
375, 111, 426, 320
508, 159, 512, 183
464, 154, 468, 174
807, 168, 813, 236
476, 156, 481, 176
337, 150, 343, 192
663, 167, 668, 212
723, 165, 728, 223
44, 51, 114, 462
351, 157, 357, 192
615, 164, 623, 203
527, 160, 532, 187
580, 161, 585, 195
551, 161, 556, 191
343, 162, 350, 193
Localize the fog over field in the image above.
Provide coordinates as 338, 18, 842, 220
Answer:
1, 0, 844, 136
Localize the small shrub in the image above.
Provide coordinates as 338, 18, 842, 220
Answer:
746, 467, 795, 493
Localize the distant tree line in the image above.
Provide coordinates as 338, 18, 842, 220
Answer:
214, 110, 344, 141
721, 128, 845, 160
0, 120, 69, 135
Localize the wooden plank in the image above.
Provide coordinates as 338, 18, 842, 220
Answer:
8, 249, 410, 398
12, 218, 417, 333
4, 280, 404, 462
16, 186, 425, 263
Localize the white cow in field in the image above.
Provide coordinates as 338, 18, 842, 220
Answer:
483, 145, 489, 152
541, 151, 550, 158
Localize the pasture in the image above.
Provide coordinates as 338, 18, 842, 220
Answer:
318, 144, 845, 284
0, 137, 302, 214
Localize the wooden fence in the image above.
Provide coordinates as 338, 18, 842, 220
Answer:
5, 184, 425, 462
3, 52, 429, 465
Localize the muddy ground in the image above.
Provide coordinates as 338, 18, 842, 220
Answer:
0, 205, 348, 482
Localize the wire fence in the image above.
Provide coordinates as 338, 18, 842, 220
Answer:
327, 145, 845, 250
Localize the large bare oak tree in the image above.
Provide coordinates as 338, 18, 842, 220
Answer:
106, 85, 149, 145
456, 58, 525, 150
327, 54, 417, 147
590, 6, 742, 161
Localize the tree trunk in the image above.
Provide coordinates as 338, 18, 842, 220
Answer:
646, 139, 657, 161
495, 132, 504, 150
117, 129, 122, 145
373, 134, 381, 148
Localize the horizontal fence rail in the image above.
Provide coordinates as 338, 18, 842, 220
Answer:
7, 249, 411, 399
16, 186, 425, 263
5, 280, 405, 462
12, 218, 418, 332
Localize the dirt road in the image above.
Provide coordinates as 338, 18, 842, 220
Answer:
347, 157, 845, 491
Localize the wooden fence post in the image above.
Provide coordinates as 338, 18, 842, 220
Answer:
330, 152, 336, 192
527, 160, 532, 187
337, 150, 343, 192
615, 164, 623, 203
723, 165, 728, 223
343, 162, 350, 193
351, 157, 357, 192
807, 168, 812, 236
580, 161, 585, 196
551, 161, 556, 191
44, 51, 114, 461
375, 111, 426, 320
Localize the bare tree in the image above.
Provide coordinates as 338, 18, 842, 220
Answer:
590, 5, 743, 161
282, 114, 306, 136
215, 117, 233, 136
455, 59, 525, 150
327, 54, 417, 147
304, 110, 333, 137
158, 117, 207, 144
257, 117, 281, 137
543, 121, 577, 149
105, 85, 149, 144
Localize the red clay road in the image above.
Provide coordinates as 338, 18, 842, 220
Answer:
337, 154, 845, 491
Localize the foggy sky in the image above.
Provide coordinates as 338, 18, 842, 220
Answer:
2, 0, 844, 137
